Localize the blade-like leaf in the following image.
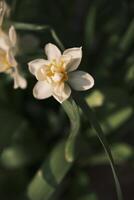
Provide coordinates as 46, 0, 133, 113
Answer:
119, 19, 134, 51
13, 22, 50, 31
27, 141, 71, 200
74, 94, 123, 200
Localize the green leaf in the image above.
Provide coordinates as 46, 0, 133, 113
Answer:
78, 193, 98, 200
86, 90, 104, 108
27, 141, 71, 200
119, 19, 134, 51
89, 143, 133, 165
101, 106, 133, 133
125, 64, 134, 82
62, 98, 80, 162
1, 122, 45, 168
75, 94, 123, 200
1, 143, 43, 168
13, 22, 49, 31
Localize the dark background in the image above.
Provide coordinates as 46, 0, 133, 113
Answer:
0, 0, 134, 199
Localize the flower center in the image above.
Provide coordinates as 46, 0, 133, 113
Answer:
37, 59, 68, 83
0, 49, 11, 72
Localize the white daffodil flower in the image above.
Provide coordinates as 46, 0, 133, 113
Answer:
0, 1, 27, 89
28, 43, 94, 103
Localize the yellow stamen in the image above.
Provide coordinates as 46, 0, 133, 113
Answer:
39, 58, 68, 83
0, 49, 11, 72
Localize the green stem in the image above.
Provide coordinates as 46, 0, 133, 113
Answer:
13, 22, 65, 51
62, 98, 80, 162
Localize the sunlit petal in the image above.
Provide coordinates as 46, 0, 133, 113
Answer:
9, 26, 17, 47
53, 83, 71, 103
33, 81, 52, 99
12, 67, 27, 89
68, 70, 94, 91
63, 47, 82, 72
0, 30, 10, 51
28, 59, 49, 76
45, 43, 61, 62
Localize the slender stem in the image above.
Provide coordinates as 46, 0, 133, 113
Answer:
13, 22, 65, 51
50, 29, 65, 51
62, 98, 80, 162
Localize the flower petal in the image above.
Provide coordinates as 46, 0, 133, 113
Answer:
45, 43, 61, 62
0, 30, 10, 51
9, 26, 17, 47
28, 59, 49, 76
12, 67, 27, 89
53, 83, 71, 103
68, 70, 94, 91
36, 66, 47, 81
0, 0, 6, 26
60, 54, 71, 66
33, 81, 52, 100
63, 47, 82, 72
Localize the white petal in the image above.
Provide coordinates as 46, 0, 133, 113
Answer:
33, 81, 52, 100
53, 83, 71, 103
60, 54, 71, 66
36, 66, 47, 81
45, 43, 61, 62
0, 1, 5, 26
68, 70, 94, 91
28, 59, 49, 76
9, 26, 17, 47
0, 30, 10, 51
63, 47, 82, 72
12, 68, 27, 89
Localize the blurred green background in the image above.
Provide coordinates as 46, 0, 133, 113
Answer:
0, 0, 134, 199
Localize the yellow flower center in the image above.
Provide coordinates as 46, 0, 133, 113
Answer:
37, 59, 68, 83
0, 49, 11, 72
